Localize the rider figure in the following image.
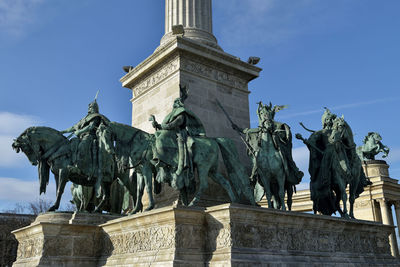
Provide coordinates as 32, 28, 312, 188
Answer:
233, 102, 303, 185
150, 84, 205, 190
61, 94, 111, 196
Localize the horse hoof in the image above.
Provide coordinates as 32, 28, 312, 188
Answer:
145, 205, 154, 212
188, 201, 196, 207
47, 206, 56, 212
342, 214, 351, 220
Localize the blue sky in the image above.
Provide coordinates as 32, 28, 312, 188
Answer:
0, 0, 399, 211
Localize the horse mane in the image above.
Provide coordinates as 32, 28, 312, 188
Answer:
24, 126, 65, 138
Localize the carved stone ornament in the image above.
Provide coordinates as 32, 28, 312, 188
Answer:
132, 57, 179, 98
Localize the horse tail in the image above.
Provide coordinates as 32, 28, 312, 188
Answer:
215, 137, 256, 205
38, 159, 50, 194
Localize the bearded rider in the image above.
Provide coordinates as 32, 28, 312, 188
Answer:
150, 85, 205, 190
61, 94, 111, 196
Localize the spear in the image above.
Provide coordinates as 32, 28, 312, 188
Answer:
215, 99, 256, 157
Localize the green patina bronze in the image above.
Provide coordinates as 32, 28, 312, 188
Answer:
70, 180, 131, 214
12, 86, 257, 213
229, 101, 303, 211
149, 85, 256, 207
296, 108, 371, 219
356, 132, 390, 161
12, 97, 137, 213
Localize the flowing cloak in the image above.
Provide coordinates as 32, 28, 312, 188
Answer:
71, 112, 111, 177
161, 106, 206, 136
154, 106, 206, 167
73, 113, 110, 134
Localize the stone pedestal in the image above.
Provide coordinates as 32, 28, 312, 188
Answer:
291, 160, 400, 257
121, 36, 261, 209
12, 212, 121, 267
13, 205, 400, 266
98, 205, 205, 266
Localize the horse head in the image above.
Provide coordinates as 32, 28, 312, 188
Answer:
12, 127, 41, 166
12, 126, 66, 166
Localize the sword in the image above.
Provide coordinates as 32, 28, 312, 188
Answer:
215, 99, 256, 157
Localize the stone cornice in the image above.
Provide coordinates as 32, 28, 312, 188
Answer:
120, 36, 261, 89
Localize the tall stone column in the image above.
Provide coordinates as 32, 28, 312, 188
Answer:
379, 199, 399, 257
160, 0, 220, 49
121, 0, 261, 208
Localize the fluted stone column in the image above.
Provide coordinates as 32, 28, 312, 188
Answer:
379, 199, 399, 257
160, 0, 220, 49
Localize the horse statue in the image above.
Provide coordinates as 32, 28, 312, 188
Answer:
297, 112, 371, 219
231, 102, 303, 211
109, 121, 257, 212
356, 132, 389, 161
70, 180, 131, 214
12, 126, 136, 212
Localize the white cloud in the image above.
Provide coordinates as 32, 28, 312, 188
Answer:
0, 176, 73, 212
0, 177, 56, 202
0, 112, 40, 135
0, 112, 41, 167
0, 135, 28, 167
279, 97, 399, 119
0, 0, 44, 37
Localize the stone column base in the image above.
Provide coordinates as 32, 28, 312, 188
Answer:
13, 205, 400, 266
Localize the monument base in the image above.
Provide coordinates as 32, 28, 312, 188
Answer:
13, 204, 399, 266
12, 212, 121, 267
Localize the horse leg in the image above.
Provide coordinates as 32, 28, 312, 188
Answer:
180, 186, 190, 206
211, 172, 238, 203
338, 180, 349, 219
119, 171, 137, 213
334, 188, 344, 217
259, 173, 272, 208
286, 185, 293, 211
277, 174, 286, 211
130, 172, 144, 214
94, 182, 111, 213
142, 164, 155, 211
349, 180, 357, 219
189, 167, 209, 207
48, 169, 68, 212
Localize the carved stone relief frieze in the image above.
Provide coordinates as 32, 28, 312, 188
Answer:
181, 59, 247, 90
132, 57, 180, 98
102, 225, 175, 256
207, 222, 391, 256
17, 237, 44, 259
